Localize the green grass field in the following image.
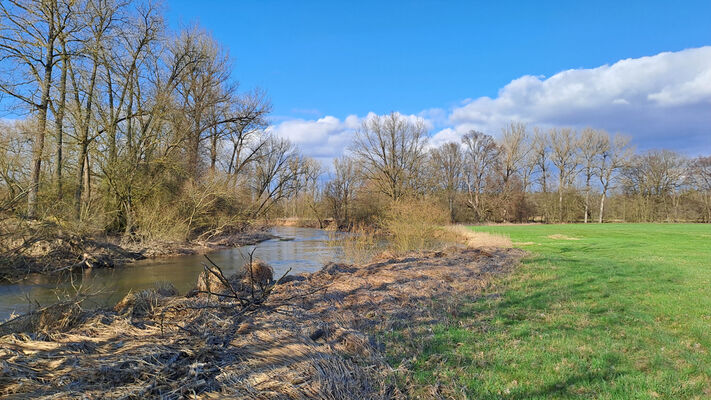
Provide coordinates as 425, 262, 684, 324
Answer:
402, 224, 711, 399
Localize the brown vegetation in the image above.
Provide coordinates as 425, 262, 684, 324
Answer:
0, 246, 524, 399
0, 219, 273, 281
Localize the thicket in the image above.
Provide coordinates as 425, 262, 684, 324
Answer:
0, 0, 319, 244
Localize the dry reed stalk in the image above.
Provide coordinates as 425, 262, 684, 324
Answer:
445, 225, 513, 249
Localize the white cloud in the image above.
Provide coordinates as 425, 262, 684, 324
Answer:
447, 46, 711, 153
266, 115, 357, 165
268, 112, 432, 166
271, 46, 711, 159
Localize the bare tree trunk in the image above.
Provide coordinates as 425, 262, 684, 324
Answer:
598, 190, 606, 223
584, 179, 591, 223
558, 178, 564, 223
74, 141, 89, 218
73, 57, 99, 219
210, 126, 218, 172
54, 45, 68, 200
28, 10, 56, 218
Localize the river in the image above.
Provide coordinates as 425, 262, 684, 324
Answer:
0, 227, 353, 321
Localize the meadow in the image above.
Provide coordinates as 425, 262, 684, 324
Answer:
399, 223, 711, 399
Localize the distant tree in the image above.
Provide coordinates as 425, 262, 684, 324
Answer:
461, 130, 499, 221
689, 156, 711, 222
596, 133, 632, 223
350, 112, 427, 201
325, 156, 360, 227
430, 142, 463, 222
549, 128, 579, 222
623, 149, 685, 221
531, 127, 550, 193
499, 122, 528, 186
579, 128, 608, 223
251, 137, 305, 217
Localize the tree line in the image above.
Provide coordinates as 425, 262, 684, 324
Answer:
293, 114, 711, 227
1, 1, 709, 244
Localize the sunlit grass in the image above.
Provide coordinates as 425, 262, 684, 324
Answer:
395, 223, 711, 399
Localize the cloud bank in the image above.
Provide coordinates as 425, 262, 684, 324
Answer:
270, 46, 711, 165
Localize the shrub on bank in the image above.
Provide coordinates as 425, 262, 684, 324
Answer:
380, 197, 449, 253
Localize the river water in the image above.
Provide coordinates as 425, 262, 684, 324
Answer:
0, 227, 352, 321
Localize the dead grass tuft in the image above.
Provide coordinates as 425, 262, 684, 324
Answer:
0, 301, 85, 336
243, 258, 274, 286
548, 234, 581, 240
446, 225, 513, 249
114, 283, 177, 318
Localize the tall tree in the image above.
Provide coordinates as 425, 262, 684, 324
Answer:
597, 134, 631, 223
499, 122, 528, 185
350, 112, 427, 201
430, 142, 463, 222
0, 0, 73, 216
549, 128, 579, 222
325, 156, 360, 227
461, 130, 499, 221
689, 156, 711, 222
579, 128, 607, 223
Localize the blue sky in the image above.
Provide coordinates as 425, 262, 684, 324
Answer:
165, 1, 711, 159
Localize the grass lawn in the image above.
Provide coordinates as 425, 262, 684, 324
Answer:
397, 223, 711, 399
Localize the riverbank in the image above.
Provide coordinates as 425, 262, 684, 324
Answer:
267, 216, 336, 229
0, 223, 274, 283
0, 244, 524, 398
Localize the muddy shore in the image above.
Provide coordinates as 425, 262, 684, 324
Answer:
0, 245, 524, 399
0, 227, 275, 283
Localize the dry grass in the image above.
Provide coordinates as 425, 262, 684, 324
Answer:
0, 301, 85, 337
446, 225, 513, 249
330, 225, 381, 264
243, 258, 274, 286
0, 247, 524, 399
547, 233, 581, 240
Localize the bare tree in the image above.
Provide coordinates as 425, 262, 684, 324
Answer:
251, 136, 305, 217
530, 127, 550, 193
225, 89, 270, 176
430, 142, 463, 222
597, 134, 631, 223
350, 112, 427, 201
172, 27, 234, 180
325, 156, 360, 227
499, 122, 528, 185
689, 156, 711, 222
0, 0, 75, 217
579, 128, 607, 223
623, 149, 686, 221
461, 130, 499, 221
549, 128, 579, 222
67, 0, 119, 218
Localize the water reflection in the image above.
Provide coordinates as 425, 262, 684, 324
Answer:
0, 227, 351, 320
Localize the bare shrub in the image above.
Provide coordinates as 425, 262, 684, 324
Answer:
381, 197, 449, 253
